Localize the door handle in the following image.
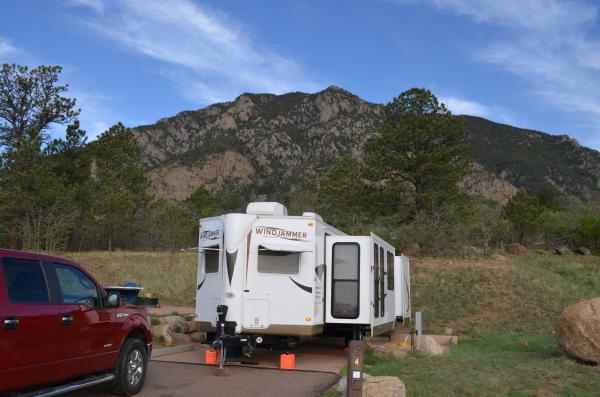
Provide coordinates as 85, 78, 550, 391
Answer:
61, 314, 73, 326
3, 317, 19, 330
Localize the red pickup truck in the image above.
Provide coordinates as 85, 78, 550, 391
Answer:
0, 249, 152, 396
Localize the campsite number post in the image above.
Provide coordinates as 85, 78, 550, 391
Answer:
347, 339, 366, 397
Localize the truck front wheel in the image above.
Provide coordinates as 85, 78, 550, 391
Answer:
112, 338, 148, 396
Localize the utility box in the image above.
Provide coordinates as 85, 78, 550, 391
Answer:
347, 340, 366, 397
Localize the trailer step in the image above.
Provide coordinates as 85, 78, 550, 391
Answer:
17, 373, 115, 397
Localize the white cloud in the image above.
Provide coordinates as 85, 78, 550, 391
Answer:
396, 0, 600, 149
0, 37, 19, 59
67, 0, 104, 15
71, 0, 320, 105
440, 96, 516, 125
440, 96, 491, 117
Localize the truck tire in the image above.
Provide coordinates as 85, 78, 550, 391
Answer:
111, 338, 148, 396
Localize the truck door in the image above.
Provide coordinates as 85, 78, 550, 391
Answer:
196, 218, 224, 331
0, 257, 60, 393
49, 262, 116, 380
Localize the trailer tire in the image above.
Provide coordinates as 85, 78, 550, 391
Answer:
111, 338, 148, 396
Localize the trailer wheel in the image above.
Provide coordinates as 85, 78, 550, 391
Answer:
111, 338, 148, 396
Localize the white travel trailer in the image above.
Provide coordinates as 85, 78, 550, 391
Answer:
195, 202, 410, 350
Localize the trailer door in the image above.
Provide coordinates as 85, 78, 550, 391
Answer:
196, 218, 224, 330
325, 236, 370, 325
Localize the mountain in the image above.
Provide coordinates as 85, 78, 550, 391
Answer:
132, 86, 600, 208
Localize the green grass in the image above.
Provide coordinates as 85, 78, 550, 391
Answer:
354, 254, 600, 396
60, 251, 197, 307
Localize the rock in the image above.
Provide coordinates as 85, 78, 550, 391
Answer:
187, 320, 200, 333
464, 246, 484, 259
190, 331, 206, 342
403, 242, 421, 257
575, 246, 592, 255
337, 373, 372, 396
163, 315, 189, 334
534, 249, 550, 255
490, 254, 506, 261
505, 243, 527, 256
161, 334, 173, 347
370, 344, 408, 360
418, 335, 445, 356
555, 297, 600, 364
364, 376, 406, 397
152, 324, 171, 338
444, 327, 453, 336
555, 245, 574, 255
171, 332, 193, 345
143, 292, 152, 298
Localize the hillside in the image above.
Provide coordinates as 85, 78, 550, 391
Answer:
133, 87, 600, 208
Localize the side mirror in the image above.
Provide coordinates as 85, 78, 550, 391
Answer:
107, 291, 121, 308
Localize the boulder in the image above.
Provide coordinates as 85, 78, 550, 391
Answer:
403, 242, 421, 257
364, 376, 406, 397
190, 332, 206, 342
187, 320, 201, 333
161, 334, 173, 347
171, 332, 193, 345
418, 335, 445, 356
370, 344, 408, 360
152, 324, 173, 347
555, 245, 574, 255
505, 243, 527, 256
490, 254, 506, 262
555, 297, 600, 364
337, 373, 372, 396
152, 324, 171, 338
163, 315, 189, 334
575, 246, 592, 256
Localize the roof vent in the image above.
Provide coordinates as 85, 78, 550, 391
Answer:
246, 202, 288, 216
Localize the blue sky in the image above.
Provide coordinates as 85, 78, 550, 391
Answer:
1, 0, 599, 150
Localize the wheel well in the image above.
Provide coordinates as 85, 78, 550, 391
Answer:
126, 327, 147, 345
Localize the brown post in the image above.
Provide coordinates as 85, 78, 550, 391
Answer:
347, 339, 366, 397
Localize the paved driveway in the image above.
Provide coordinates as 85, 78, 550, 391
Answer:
66, 361, 339, 397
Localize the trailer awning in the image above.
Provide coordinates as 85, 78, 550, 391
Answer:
258, 242, 313, 252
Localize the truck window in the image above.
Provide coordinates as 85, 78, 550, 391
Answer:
331, 243, 360, 319
53, 264, 100, 309
258, 246, 300, 274
204, 247, 219, 273
2, 258, 50, 304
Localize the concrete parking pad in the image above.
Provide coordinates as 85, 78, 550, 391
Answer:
65, 361, 339, 397
152, 337, 348, 373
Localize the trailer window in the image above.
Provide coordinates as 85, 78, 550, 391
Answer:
258, 246, 300, 274
204, 247, 219, 273
380, 246, 385, 316
374, 243, 379, 318
387, 251, 394, 290
332, 243, 360, 319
